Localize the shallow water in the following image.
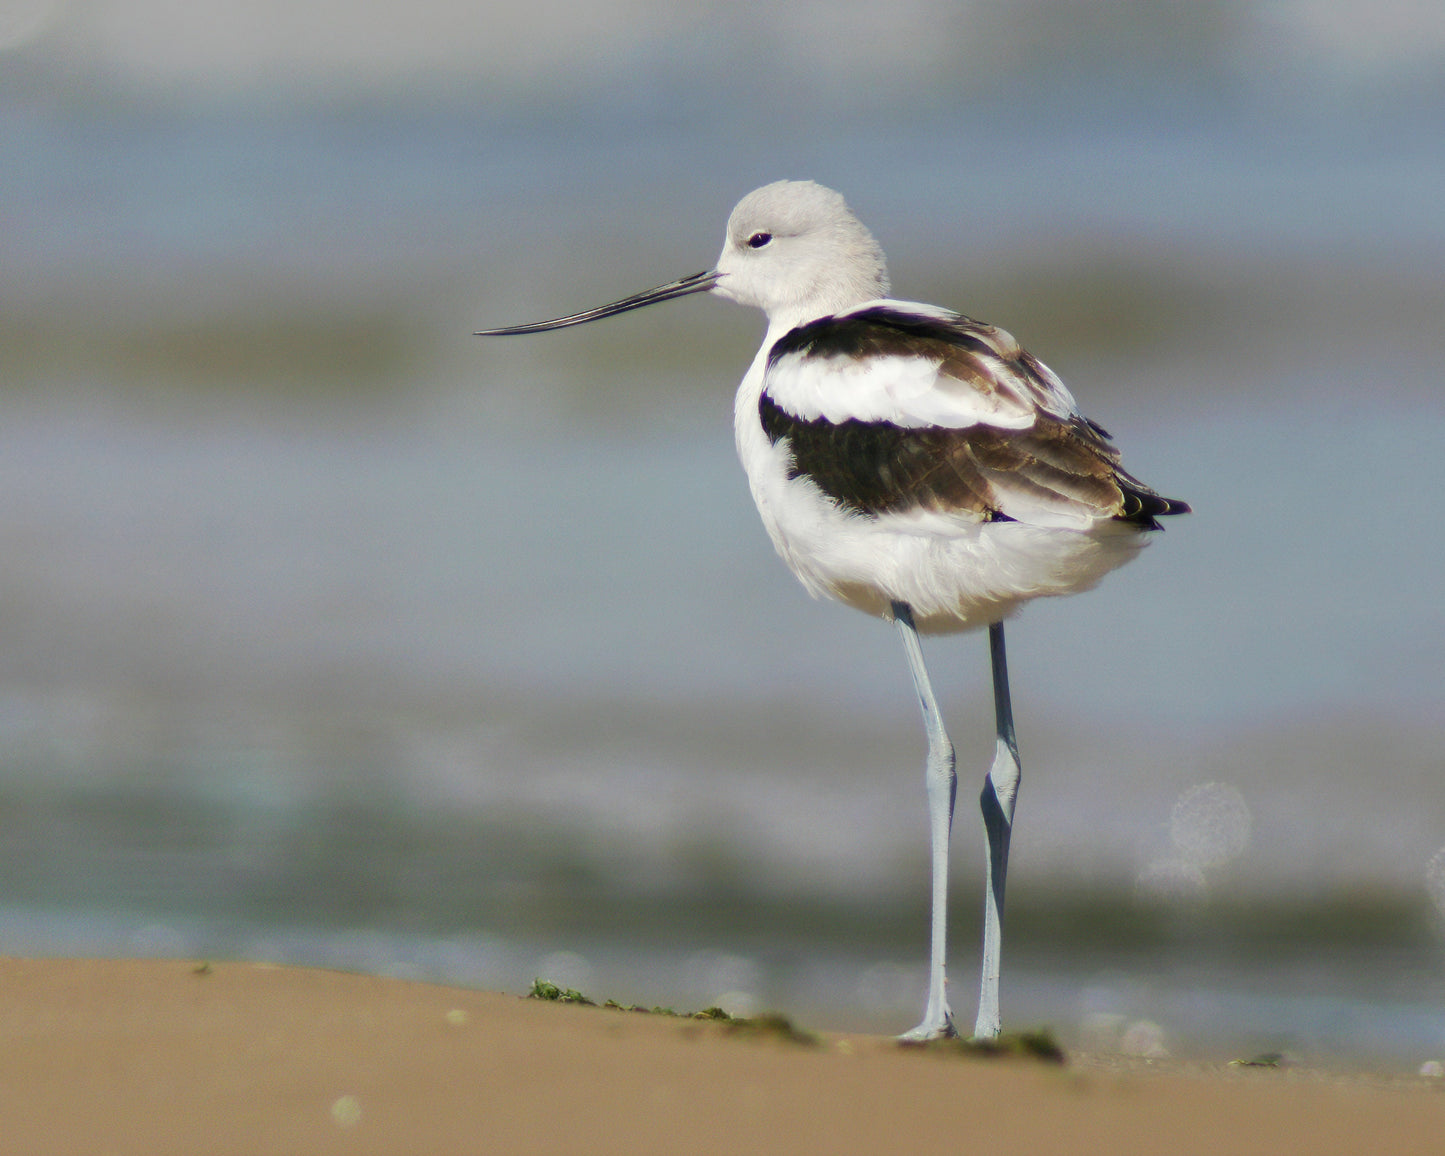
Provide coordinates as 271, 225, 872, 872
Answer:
3, 80, 1444, 1065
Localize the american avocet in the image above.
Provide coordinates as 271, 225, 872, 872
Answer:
477, 180, 1189, 1040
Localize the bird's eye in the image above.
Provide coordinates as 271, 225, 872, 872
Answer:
747, 232, 773, 249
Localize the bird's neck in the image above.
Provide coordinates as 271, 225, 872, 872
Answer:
759, 305, 824, 338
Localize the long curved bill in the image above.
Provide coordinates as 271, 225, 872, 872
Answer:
474, 269, 720, 336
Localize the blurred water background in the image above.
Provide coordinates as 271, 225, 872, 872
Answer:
3, 0, 1445, 1067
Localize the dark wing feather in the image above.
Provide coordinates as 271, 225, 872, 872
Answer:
760, 308, 1190, 528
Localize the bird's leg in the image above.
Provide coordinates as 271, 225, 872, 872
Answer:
891, 601, 958, 1040
974, 621, 1021, 1039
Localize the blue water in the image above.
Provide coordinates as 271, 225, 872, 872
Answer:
3, 70, 1445, 1065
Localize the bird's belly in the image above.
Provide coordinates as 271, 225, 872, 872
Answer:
742, 432, 1147, 634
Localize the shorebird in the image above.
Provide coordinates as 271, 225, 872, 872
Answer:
477, 180, 1189, 1040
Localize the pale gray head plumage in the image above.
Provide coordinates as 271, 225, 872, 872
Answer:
712, 180, 890, 328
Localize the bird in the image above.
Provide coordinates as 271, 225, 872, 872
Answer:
476, 179, 1189, 1040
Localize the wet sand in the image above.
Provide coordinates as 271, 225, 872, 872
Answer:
1, 958, 1440, 1154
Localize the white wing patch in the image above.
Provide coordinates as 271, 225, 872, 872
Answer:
764, 351, 1038, 430
762, 299, 1082, 431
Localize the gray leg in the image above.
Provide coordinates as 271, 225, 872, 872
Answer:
891, 601, 958, 1040
974, 621, 1021, 1039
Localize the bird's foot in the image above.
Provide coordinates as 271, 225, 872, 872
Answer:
897, 1014, 958, 1042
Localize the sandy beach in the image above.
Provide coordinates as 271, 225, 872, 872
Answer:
1, 957, 1440, 1154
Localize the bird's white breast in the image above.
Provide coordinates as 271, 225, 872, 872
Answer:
733, 328, 1147, 635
